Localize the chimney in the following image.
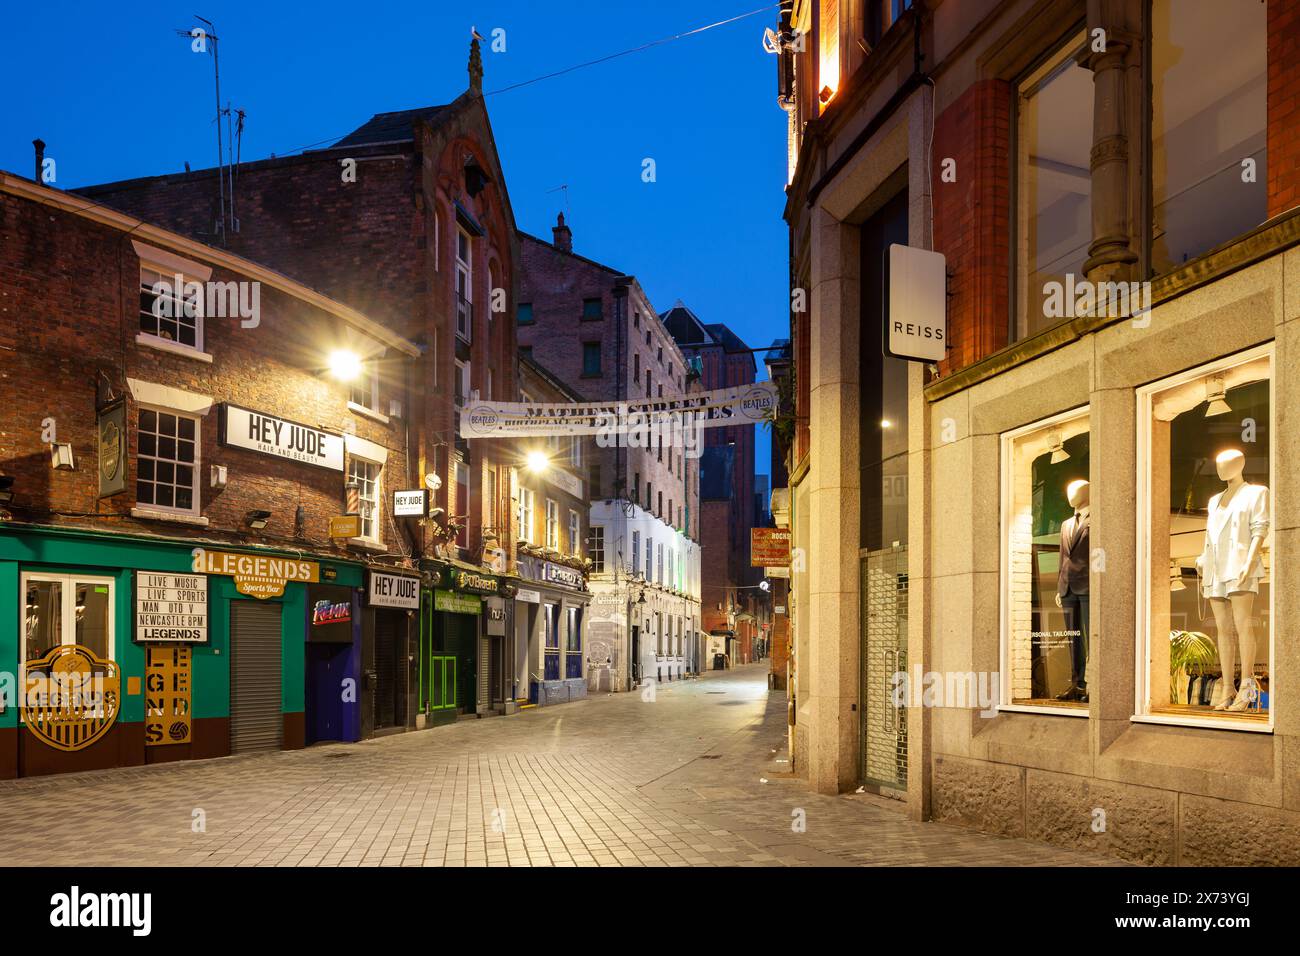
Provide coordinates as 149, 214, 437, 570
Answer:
552, 212, 572, 254
32, 139, 45, 183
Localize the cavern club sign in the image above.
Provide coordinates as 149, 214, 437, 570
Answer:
219, 403, 344, 471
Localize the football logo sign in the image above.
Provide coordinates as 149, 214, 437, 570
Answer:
22, 644, 121, 752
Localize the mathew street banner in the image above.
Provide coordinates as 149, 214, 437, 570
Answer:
459, 381, 778, 438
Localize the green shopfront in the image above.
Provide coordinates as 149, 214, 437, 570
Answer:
418, 560, 516, 719
0, 524, 365, 777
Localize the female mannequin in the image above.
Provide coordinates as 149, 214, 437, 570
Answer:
1196, 449, 1269, 712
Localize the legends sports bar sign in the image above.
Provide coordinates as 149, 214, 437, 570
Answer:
459, 382, 777, 438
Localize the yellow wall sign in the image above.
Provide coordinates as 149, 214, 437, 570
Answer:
145, 646, 192, 746
328, 514, 362, 539
192, 547, 319, 599
22, 644, 121, 752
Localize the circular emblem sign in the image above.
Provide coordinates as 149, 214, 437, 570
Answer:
22, 644, 121, 752
464, 404, 500, 436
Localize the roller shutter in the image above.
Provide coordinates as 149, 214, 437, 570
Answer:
230, 601, 283, 753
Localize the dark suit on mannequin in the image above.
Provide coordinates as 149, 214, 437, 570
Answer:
1056, 506, 1090, 700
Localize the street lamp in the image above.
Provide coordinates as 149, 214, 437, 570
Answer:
327, 349, 362, 381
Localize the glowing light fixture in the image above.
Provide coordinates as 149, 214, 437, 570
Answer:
1204, 375, 1231, 416
1049, 433, 1070, 464
526, 450, 549, 474
328, 349, 363, 382
880, 419, 892, 429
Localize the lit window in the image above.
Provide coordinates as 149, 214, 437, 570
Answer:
1137, 346, 1273, 726
348, 457, 382, 543
546, 499, 560, 550
518, 487, 535, 545
1000, 408, 1090, 711
566, 606, 583, 678
569, 509, 581, 556
136, 408, 199, 515
349, 362, 379, 412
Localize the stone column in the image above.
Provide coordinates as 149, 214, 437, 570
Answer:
1082, 1, 1142, 283
807, 205, 862, 794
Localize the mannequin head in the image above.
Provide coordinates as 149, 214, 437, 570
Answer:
1215, 449, 1245, 482
1066, 479, 1090, 509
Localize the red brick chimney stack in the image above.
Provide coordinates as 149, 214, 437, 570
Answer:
552, 212, 572, 254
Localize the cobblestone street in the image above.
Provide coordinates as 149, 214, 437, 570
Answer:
0, 665, 1121, 867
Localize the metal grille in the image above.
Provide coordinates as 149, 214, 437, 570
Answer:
862, 547, 908, 790
230, 601, 283, 754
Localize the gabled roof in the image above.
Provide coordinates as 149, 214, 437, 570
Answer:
333, 105, 451, 147
661, 301, 756, 373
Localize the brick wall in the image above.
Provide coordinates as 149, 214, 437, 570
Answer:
518, 231, 690, 536
78, 97, 521, 564
1268, 0, 1300, 217
932, 78, 1011, 376
0, 190, 414, 559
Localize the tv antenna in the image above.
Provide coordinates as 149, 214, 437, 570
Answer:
175, 16, 236, 243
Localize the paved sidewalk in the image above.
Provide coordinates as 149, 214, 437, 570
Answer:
0, 664, 1120, 866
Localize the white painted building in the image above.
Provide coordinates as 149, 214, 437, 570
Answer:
587, 500, 702, 691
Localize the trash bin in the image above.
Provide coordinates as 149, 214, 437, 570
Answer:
712, 653, 726, 671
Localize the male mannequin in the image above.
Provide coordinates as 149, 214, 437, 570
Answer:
1197, 449, 1269, 712
1055, 479, 1090, 702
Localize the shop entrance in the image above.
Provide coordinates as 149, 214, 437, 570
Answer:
443, 611, 477, 714
373, 610, 408, 731
306, 642, 350, 743
859, 187, 909, 792
230, 600, 283, 753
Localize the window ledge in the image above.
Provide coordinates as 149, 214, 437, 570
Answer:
348, 538, 387, 553
131, 507, 209, 527
347, 401, 390, 425
135, 333, 213, 363
1130, 713, 1273, 735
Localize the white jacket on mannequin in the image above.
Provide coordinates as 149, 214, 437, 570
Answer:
1196, 483, 1270, 599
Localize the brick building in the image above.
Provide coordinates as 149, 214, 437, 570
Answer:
75, 40, 527, 719
518, 217, 702, 688
0, 170, 426, 776
513, 354, 593, 706
775, 0, 1300, 864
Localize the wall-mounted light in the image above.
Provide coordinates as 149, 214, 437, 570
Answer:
50, 443, 75, 470
1049, 433, 1070, 464
328, 349, 363, 382
526, 450, 549, 474
759, 579, 771, 592
210, 464, 228, 489
245, 509, 272, 530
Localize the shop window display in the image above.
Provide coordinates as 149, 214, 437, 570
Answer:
1000, 410, 1091, 710
1139, 348, 1272, 724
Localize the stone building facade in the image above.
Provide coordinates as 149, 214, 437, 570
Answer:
775, 0, 1300, 863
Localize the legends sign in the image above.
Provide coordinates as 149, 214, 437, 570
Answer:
192, 547, 319, 599
220, 403, 344, 471
134, 571, 209, 644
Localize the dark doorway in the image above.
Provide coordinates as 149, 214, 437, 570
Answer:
630, 625, 640, 685
373, 610, 408, 731
306, 641, 351, 744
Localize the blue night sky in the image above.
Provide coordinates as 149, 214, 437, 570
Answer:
1, 0, 785, 483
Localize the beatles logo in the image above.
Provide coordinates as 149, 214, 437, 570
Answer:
312, 599, 352, 626
22, 644, 121, 752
